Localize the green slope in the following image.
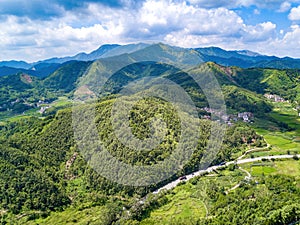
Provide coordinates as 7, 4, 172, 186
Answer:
43, 61, 92, 93
232, 67, 300, 101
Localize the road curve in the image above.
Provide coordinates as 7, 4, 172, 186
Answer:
153, 154, 300, 194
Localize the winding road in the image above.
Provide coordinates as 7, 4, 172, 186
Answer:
153, 154, 300, 194
237, 143, 271, 160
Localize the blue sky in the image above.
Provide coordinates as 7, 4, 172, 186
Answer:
1, 0, 300, 62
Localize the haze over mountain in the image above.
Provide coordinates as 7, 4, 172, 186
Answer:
1, 43, 300, 79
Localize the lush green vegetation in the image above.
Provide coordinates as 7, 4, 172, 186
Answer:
252, 101, 300, 156
1, 51, 300, 225
222, 85, 272, 115
139, 184, 206, 225
0, 61, 91, 120
0, 94, 263, 224
8, 159, 299, 225
42, 61, 92, 93
232, 68, 300, 102
242, 159, 300, 181
127, 160, 300, 225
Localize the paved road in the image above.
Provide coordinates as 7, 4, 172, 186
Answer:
153, 154, 300, 194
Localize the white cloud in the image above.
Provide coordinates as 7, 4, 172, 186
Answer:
136, 2, 244, 37
242, 22, 276, 42
187, 0, 300, 10
0, 15, 125, 61
289, 5, 300, 20
280, 25, 300, 46
278, 1, 291, 12
260, 25, 300, 57
163, 21, 276, 49
1, 0, 300, 61
1, 0, 248, 61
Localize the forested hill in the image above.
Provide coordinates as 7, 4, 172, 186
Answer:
0, 44, 299, 117
1, 57, 299, 120
0, 95, 266, 223
0, 44, 299, 224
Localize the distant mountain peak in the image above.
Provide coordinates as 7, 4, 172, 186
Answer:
0, 60, 31, 69
100, 43, 150, 58
89, 44, 120, 55
1, 43, 300, 76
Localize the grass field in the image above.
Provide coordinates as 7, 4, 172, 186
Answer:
140, 183, 206, 225
251, 165, 277, 176
253, 101, 300, 155
241, 159, 300, 181
24, 205, 108, 225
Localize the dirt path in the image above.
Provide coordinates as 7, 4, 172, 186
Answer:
225, 167, 251, 194
237, 143, 271, 160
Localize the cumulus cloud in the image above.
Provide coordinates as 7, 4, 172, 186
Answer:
1, 0, 300, 61
187, 0, 300, 9
289, 5, 300, 20
164, 21, 276, 48
278, 1, 292, 12
129, 2, 244, 38
242, 22, 276, 42
258, 24, 300, 57
0, 13, 125, 61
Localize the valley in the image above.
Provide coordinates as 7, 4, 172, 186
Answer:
0, 43, 299, 225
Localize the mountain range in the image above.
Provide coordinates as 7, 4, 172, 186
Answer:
1, 43, 300, 78
0, 42, 299, 118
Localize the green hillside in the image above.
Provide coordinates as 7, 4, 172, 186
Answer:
0, 45, 300, 225
232, 68, 300, 102
0, 61, 91, 119
43, 61, 92, 93
3, 44, 299, 120
0, 73, 48, 116
222, 85, 272, 115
